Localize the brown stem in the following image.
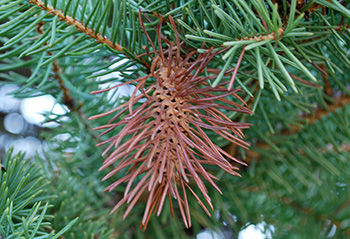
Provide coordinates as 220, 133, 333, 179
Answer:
52, 60, 75, 109
36, 22, 75, 110
320, 63, 332, 96
292, 95, 350, 132
29, 0, 122, 51
244, 94, 350, 163
28, 0, 150, 69
35, 22, 100, 142
333, 199, 350, 218
247, 185, 350, 234
152, 11, 169, 23
51, 60, 99, 141
279, 195, 350, 234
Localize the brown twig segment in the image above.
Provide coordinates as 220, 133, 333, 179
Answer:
293, 95, 350, 131
245, 94, 350, 162
280, 195, 350, 234
152, 11, 169, 23
320, 63, 332, 96
35, 21, 75, 110
28, 0, 123, 52
34, 21, 99, 142
52, 60, 75, 109
334, 23, 350, 32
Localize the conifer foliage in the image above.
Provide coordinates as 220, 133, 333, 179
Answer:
0, 149, 78, 238
0, 0, 349, 237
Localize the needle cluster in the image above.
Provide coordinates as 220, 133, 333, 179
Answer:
89, 12, 252, 229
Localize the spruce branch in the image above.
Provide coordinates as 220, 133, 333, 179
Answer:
184, 0, 349, 94
0, 149, 78, 238
0, 0, 349, 236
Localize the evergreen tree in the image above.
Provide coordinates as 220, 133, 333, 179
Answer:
0, 0, 349, 238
